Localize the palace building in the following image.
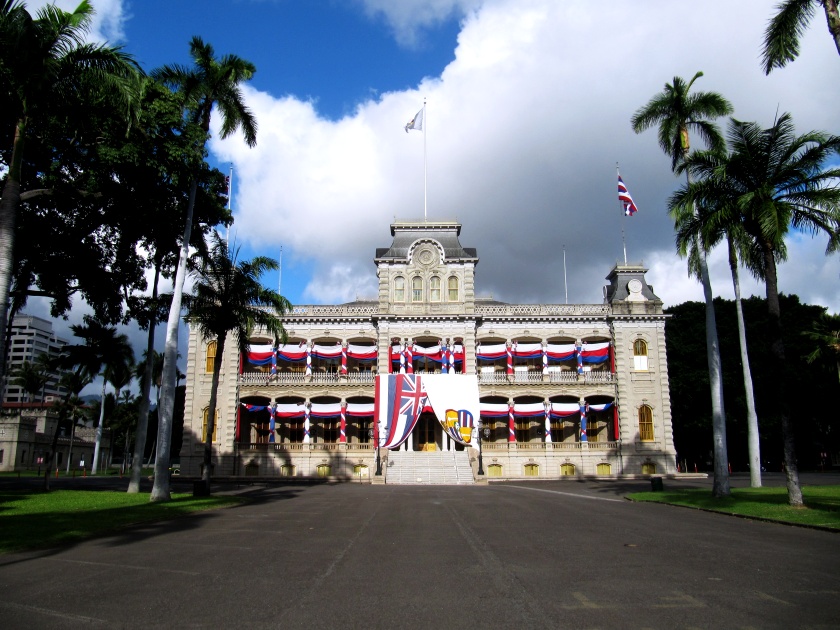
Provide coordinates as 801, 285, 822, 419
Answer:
179, 219, 676, 482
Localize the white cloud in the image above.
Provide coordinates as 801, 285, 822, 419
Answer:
354, 0, 483, 47
211, 0, 839, 317
25, 0, 127, 43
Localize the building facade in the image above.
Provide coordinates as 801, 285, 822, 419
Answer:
180, 220, 676, 481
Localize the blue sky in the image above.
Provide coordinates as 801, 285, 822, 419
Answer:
20, 0, 840, 395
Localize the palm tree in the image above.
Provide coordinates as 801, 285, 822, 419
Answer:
0, 1, 140, 397
761, 0, 840, 74
186, 233, 290, 492
43, 370, 90, 490
10, 359, 47, 403
63, 320, 134, 475
631, 72, 735, 497
803, 311, 840, 385
670, 113, 840, 506
149, 37, 257, 502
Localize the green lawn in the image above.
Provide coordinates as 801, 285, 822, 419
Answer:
0, 490, 244, 553
629, 485, 840, 530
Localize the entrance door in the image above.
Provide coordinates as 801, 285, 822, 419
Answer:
418, 414, 437, 451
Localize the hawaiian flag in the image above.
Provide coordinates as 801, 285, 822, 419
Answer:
618, 175, 638, 216
375, 374, 427, 449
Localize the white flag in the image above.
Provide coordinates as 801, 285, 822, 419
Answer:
404, 107, 424, 133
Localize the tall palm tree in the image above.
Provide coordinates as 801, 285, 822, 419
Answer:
631, 72, 734, 497
0, 1, 140, 397
43, 370, 90, 490
186, 233, 290, 492
803, 311, 840, 385
63, 320, 135, 475
761, 0, 840, 74
10, 359, 47, 403
670, 113, 840, 506
149, 37, 257, 502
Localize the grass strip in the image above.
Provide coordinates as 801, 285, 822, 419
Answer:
628, 485, 840, 530
0, 490, 244, 553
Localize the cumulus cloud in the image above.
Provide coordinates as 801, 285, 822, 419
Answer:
26, 0, 127, 43
354, 0, 482, 47
212, 0, 840, 314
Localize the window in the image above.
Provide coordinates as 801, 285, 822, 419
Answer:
412, 276, 423, 302
202, 408, 219, 442
639, 405, 654, 441
448, 276, 459, 301
524, 463, 539, 477
323, 419, 339, 443
642, 462, 657, 474
280, 464, 295, 477
514, 418, 531, 442
353, 464, 369, 478
430, 276, 441, 302
596, 463, 611, 475
205, 340, 217, 373
588, 419, 601, 443
560, 463, 576, 476
633, 338, 648, 371
488, 464, 503, 477
394, 276, 405, 302
316, 464, 332, 477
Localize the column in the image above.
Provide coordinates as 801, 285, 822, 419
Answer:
340, 402, 347, 444
405, 339, 413, 374
506, 341, 513, 376
579, 399, 588, 442
544, 400, 552, 443
508, 400, 516, 443
341, 342, 347, 376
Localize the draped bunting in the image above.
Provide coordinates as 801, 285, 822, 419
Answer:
309, 402, 342, 418
546, 343, 577, 362
311, 344, 342, 359
277, 343, 307, 362
391, 343, 464, 373
275, 403, 306, 418
347, 345, 377, 361
512, 402, 546, 416
580, 342, 610, 364
576, 345, 584, 374
549, 402, 582, 418
245, 344, 275, 366
475, 343, 507, 361
345, 402, 375, 416
511, 342, 542, 359
479, 403, 510, 417
405, 345, 413, 373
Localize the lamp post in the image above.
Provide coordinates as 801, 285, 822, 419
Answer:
370, 428, 382, 476
476, 420, 485, 476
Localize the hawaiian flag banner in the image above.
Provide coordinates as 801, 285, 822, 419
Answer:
618, 174, 639, 216
375, 374, 428, 449
423, 374, 481, 447
580, 342, 610, 364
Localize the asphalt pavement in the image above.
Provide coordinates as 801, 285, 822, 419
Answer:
0, 473, 838, 629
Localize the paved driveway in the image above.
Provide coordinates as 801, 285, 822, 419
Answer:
0, 478, 838, 629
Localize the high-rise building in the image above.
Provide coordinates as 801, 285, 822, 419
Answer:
3, 314, 70, 403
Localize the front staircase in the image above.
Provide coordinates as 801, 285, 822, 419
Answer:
386, 450, 475, 485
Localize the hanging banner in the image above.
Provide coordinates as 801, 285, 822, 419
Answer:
423, 374, 481, 447
375, 374, 428, 449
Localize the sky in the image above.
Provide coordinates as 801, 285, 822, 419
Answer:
19, 0, 840, 396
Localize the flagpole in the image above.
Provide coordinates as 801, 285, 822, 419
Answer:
423, 99, 427, 222
617, 163, 627, 265
226, 164, 233, 246
563, 245, 568, 304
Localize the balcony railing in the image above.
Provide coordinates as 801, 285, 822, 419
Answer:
240, 369, 614, 386
239, 442, 374, 451
482, 441, 619, 450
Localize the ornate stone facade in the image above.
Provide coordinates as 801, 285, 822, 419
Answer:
180, 220, 676, 481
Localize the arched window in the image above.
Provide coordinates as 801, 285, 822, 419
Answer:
394, 276, 405, 302
430, 276, 441, 302
488, 464, 503, 477
596, 463, 611, 475
448, 276, 459, 301
560, 463, 576, 476
202, 408, 219, 442
205, 340, 217, 373
639, 405, 654, 441
633, 338, 648, 371
641, 462, 657, 474
412, 276, 423, 302
524, 463, 540, 477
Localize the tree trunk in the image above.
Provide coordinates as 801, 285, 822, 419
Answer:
66, 419, 76, 474
728, 235, 761, 487
91, 379, 106, 474
0, 118, 26, 404
129, 266, 160, 493
823, 0, 840, 58
762, 244, 803, 506
201, 332, 226, 492
151, 179, 198, 502
687, 164, 729, 497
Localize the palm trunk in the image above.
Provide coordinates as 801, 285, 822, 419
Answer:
65, 419, 76, 474
762, 244, 803, 506
688, 165, 729, 497
151, 179, 198, 502
728, 235, 761, 487
91, 378, 107, 475
0, 118, 26, 404
201, 332, 226, 491
129, 265, 160, 493
823, 0, 840, 58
